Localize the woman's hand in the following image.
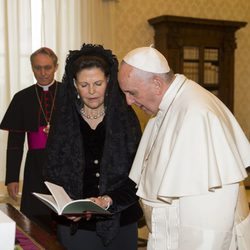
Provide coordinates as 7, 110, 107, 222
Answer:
90, 195, 113, 210
65, 195, 112, 222
66, 212, 92, 222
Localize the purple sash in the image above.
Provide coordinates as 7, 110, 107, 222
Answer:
27, 126, 48, 149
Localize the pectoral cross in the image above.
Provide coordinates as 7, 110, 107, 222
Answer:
43, 123, 50, 135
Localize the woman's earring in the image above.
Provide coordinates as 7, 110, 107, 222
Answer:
74, 79, 80, 99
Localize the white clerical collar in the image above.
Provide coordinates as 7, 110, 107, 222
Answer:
159, 74, 187, 112
36, 80, 55, 91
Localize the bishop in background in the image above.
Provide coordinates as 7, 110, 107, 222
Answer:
0, 47, 61, 232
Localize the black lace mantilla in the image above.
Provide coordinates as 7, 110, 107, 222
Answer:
44, 44, 142, 245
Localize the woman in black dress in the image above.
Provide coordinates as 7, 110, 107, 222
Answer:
44, 44, 143, 250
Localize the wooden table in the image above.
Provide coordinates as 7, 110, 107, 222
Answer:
0, 203, 65, 250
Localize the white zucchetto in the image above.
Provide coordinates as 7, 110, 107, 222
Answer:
123, 45, 170, 73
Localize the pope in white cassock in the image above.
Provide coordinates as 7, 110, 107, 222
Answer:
118, 46, 250, 250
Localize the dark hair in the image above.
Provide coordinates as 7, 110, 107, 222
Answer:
30, 47, 58, 66
62, 44, 119, 109
72, 55, 110, 78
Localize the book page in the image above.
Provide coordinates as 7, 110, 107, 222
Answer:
32, 193, 59, 213
45, 181, 72, 213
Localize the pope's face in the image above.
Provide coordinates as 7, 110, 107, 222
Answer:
32, 54, 58, 86
118, 63, 159, 115
75, 67, 108, 109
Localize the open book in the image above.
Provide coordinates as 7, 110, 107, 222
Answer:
33, 181, 111, 215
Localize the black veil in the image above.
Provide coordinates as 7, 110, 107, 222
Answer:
43, 44, 141, 245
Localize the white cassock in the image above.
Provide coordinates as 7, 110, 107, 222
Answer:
130, 74, 250, 250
